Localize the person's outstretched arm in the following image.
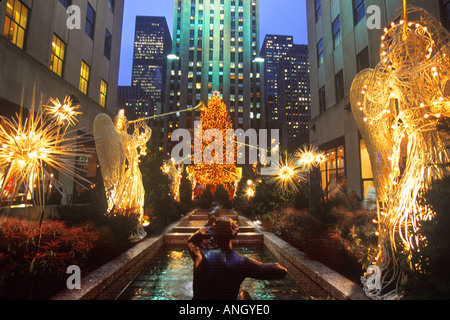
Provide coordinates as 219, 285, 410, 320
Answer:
243, 257, 287, 280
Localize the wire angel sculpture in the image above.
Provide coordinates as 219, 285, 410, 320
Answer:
350, 6, 450, 299
161, 158, 184, 202
93, 110, 151, 242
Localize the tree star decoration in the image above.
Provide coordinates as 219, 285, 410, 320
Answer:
350, 6, 450, 299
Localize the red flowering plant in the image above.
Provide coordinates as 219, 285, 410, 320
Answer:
0, 218, 98, 298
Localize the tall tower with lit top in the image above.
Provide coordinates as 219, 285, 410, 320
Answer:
163, 0, 265, 151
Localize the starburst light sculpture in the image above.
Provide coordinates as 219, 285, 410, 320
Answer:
0, 92, 91, 218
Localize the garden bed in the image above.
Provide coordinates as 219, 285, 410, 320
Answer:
255, 206, 376, 285
0, 217, 152, 300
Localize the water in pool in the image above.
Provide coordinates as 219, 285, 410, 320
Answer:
118, 246, 307, 300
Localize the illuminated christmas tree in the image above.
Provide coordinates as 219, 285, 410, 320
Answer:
190, 92, 238, 194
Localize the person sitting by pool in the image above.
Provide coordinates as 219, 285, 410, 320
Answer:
187, 217, 287, 300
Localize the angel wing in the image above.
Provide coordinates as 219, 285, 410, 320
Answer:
350, 68, 396, 205
93, 113, 126, 210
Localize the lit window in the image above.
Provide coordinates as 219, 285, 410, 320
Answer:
100, 80, 108, 108
50, 34, 66, 77
79, 61, 90, 94
320, 145, 346, 195
3, 0, 28, 49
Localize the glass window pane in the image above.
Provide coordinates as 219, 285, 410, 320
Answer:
16, 27, 24, 49
20, 5, 28, 28
6, 0, 14, 16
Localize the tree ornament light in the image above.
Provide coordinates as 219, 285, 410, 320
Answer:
350, 5, 450, 299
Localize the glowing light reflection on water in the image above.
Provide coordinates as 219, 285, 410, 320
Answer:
118, 246, 307, 300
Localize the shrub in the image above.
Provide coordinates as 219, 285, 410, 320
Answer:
402, 175, 450, 299
102, 208, 142, 242
0, 218, 98, 299
270, 208, 322, 248
328, 207, 378, 270
214, 185, 232, 209
198, 186, 214, 209
179, 174, 193, 208
140, 142, 188, 230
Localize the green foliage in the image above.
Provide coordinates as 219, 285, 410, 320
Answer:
198, 186, 214, 209
139, 142, 187, 233
179, 172, 193, 208
403, 175, 450, 299
102, 209, 142, 242
214, 185, 232, 209
293, 183, 310, 210
239, 177, 283, 220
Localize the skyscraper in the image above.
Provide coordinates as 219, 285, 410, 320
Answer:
163, 0, 265, 151
132, 16, 172, 110
260, 35, 294, 128
277, 44, 310, 150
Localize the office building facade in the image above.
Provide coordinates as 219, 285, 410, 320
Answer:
132, 16, 172, 110
0, 0, 125, 202
277, 44, 310, 150
260, 34, 294, 129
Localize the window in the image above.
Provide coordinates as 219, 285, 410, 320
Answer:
319, 86, 326, 113
360, 139, 374, 201
50, 34, 66, 77
332, 15, 341, 49
356, 46, 370, 72
335, 70, 345, 102
317, 39, 324, 67
440, 0, 450, 31
59, 0, 72, 8
320, 145, 345, 195
79, 61, 90, 94
108, 0, 115, 12
353, 0, 366, 25
315, 0, 321, 22
104, 29, 112, 59
100, 80, 108, 108
85, 2, 96, 39
3, 0, 29, 49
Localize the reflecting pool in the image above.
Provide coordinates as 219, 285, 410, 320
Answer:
118, 245, 307, 300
